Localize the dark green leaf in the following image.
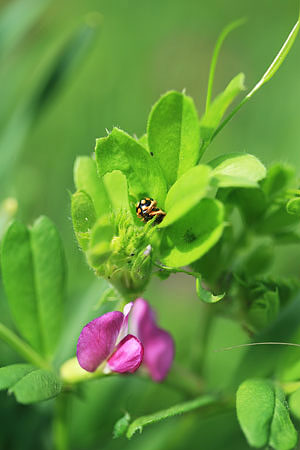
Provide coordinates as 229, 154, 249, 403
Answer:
162, 198, 224, 267
71, 190, 97, 251
0, 364, 35, 390
196, 275, 225, 303
236, 378, 297, 449
209, 153, 266, 188
10, 369, 62, 404
247, 290, 280, 333
1, 217, 65, 358
147, 91, 200, 188
242, 242, 274, 277
262, 164, 295, 199
230, 188, 267, 226
257, 205, 300, 235
159, 165, 212, 228
74, 156, 110, 218
96, 128, 167, 207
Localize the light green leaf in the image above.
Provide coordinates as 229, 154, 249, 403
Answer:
162, 198, 224, 267
10, 369, 62, 404
286, 197, 300, 217
1, 217, 66, 358
126, 395, 215, 439
196, 275, 225, 303
71, 190, 97, 251
237, 378, 297, 450
289, 388, 300, 420
147, 91, 200, 188
96, 128, 167, 207
74, 156, 110, 218
159, 165, 212, 228
87, 215, 114, 268
103, 171, 129, 211
0, 364, 35, 390
201, 73, 245, 144
210, 153, 266, 188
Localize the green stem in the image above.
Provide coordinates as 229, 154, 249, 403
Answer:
126, 394, 218, 439
0, 322, 50, 370
53, 394, 69, 450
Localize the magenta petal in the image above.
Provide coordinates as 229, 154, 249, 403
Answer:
77, 311, 124, 372
131, 298, 175, 382
142, 328, 174, 382
107, 335, 144, 374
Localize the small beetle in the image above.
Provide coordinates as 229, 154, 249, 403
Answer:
136, 197, 166, 224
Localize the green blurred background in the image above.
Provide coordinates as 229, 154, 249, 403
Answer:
0, 0, 299, 449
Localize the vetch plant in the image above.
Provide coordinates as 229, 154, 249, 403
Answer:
1, 12, 300, 450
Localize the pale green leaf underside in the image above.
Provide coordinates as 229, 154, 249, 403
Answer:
126, 395, 215, 439
236, 378, 297, 449
196, 276, 225, 303
286, 197, 300, 217
10, 369, 62, 404
0, 364, 61, 404
147, 91, 200, 188
210, 153, 266, 188
159, 165, 212, 228
1, 217, 65, 358
0, 364, 35, 390
96, 127, 167, 207
74, 156, 110, 218
162, 198, 224, 267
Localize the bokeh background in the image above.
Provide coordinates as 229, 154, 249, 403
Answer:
0, 0, 299, 449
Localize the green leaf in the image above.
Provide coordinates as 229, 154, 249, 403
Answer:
242, 242, 274, 277
87, 216, 114, 268
257, 205, 300, 235
0, 364, 35, 390
113, 412, 131, 439
159, 165, 212, 228
103, 171, 129, 211
201, 73, 245, 144
96, 128, 167, 207
286, 197, 300, 217
236, 378, 297, 450
9, 369, 62, 404
289, 388, 300, 420
74, 156, 110, 218
262, 164, 295, 199
162, 198, 224, 267
147, 91, 200, 188
231, 188, 267, 226
126, 395, 216, 439
210, 153, 266, 188
247, 290, 280, 333
196, 275, 225, 303
1, 217, 66, 358
71, 190, 97, 251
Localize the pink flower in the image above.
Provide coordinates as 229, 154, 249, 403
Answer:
77, 299, 174, 381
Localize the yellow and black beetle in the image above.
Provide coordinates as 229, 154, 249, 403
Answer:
136, 197, 166, 224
